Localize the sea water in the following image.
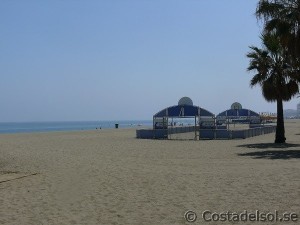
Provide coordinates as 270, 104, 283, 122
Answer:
0, 120, 152, 134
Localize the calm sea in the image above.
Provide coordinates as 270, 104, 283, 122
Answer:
0, 120, 153, 134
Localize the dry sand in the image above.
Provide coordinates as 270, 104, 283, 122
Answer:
0, 120, 299, 225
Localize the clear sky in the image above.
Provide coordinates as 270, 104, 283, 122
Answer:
0, 0, 299, 122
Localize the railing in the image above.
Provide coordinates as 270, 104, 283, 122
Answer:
136, 125, 276, 139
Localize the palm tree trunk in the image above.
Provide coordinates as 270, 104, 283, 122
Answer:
275, 98, 286, 143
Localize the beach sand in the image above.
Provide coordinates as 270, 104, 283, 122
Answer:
0, 120, 299, 225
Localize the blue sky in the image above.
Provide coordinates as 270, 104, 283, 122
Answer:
0, 0, 299, 122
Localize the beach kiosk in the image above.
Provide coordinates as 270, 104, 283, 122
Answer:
213, 103, 276, 139
136, 100, 276, 140
216, 103, 262, 127
136, 97, 215, 139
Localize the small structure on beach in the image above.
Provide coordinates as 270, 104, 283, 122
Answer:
216, 103, 262, 126
153, 97, 215, 129
137, 97, 215, 139
136, 99, 276, 140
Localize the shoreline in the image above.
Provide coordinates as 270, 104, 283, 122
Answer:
0, 126, 144, 136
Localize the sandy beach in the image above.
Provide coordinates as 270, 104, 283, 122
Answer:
0, 120, 299, 225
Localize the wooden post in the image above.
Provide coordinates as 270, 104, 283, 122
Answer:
194, 116, 196, 140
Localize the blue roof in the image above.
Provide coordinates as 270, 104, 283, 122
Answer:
154, 105, 214, 117
217, 109, 260, 118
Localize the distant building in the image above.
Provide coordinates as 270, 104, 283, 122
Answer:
297, 102, 300, 117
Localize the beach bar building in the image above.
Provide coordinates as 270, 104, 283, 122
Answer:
136, 98, 276, 140
137, 97, 215, 139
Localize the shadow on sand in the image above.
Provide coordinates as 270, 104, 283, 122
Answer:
237, 143, 300, 159
238, 150, 300, 160
237, 143, 300, 149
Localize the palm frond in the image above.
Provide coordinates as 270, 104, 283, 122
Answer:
261, 78, 277, 102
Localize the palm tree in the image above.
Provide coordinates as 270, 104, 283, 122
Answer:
256, 0, 300, 69
247, 33, 299, 143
